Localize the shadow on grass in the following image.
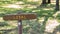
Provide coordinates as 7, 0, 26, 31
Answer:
0, 27, 18, 34
0, 22, 9, 27
30, 5, 58, 34
37, 4, 55, 9
0, 4, 59, 34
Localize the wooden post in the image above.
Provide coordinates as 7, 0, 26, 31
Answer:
18, 20, 22, 34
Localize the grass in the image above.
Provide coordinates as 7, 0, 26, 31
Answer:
0, 0, 60, 34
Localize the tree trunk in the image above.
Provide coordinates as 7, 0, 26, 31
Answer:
55, 0, 59, 10
47, 0, 51, 3
42, 0, 46, 4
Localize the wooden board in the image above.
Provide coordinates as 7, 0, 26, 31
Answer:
3, 13, 37, 20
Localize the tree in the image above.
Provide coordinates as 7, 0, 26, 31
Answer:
42, 0, 46, 4
55, 0, 59, 10
47, 0, 51, 3
42, 0, 51, 5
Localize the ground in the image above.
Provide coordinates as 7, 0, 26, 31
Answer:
0, 0, 60, 34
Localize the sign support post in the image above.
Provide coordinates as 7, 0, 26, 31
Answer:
18, 20, 22, 34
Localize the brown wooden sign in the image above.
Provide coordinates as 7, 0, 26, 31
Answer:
3, 13, 36, 20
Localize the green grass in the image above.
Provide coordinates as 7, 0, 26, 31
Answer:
0, 0, 60, 34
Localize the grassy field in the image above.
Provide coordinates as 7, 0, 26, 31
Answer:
0, 0, 60, 34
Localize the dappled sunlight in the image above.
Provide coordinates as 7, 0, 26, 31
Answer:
27, 0, 40, 2
0, 17, 4, 22
7, 21, 17, 27
43, 8, 54, 10
0, 12, 5, 13
0, 0, 60, 34
32, 10, 41, 12
2, 4, 24, 9
0, 26, 14, 30
38, 17, 45, 23
23, 25, 30, 28
53, 11, 60, 17
43, 8, 50, 10
25, 4, 37, 8
27, 5, 37, 8
15, 1, 24, 4
51, 0, 56, 4
56, 31, 60, 34
45, 19, 60, 33
2, 4, 37, 9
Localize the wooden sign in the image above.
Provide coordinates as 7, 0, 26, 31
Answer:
3, 13, 37, 34
3, 13, 36, 20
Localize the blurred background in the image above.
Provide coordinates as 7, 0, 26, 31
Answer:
0, 0, 60, 34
